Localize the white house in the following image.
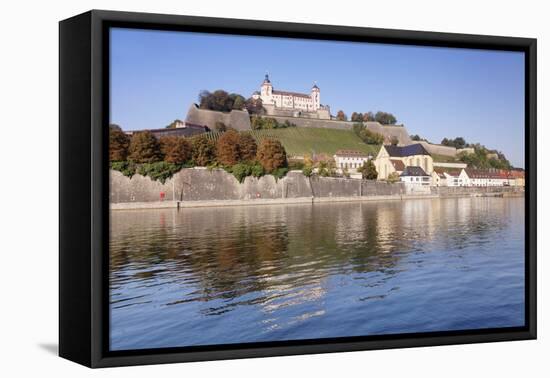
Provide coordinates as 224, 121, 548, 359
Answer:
400, 166, 431, 186
463, 169, 509, 186
333, 150, 372, 172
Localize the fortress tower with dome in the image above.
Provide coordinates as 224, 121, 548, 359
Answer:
252, 74, 331, 119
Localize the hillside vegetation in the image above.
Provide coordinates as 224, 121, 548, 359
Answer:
198, 128, 381, 157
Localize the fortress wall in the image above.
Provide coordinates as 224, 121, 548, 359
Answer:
110, 169, 408, 204
418, 141, 457, 157
185, 104, 251, 131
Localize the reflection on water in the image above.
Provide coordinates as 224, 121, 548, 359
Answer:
109, 197, 525, 351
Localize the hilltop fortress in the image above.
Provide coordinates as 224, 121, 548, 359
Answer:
184, 75, 473, 158
251, 74, 331, 120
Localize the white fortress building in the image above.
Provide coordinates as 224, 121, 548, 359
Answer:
252, 74, 331, 119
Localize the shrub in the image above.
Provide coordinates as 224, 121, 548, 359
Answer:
250, 116, 295, 130
288, 159, 305, 170
160, 136, 192, 164
229, 163, 252, 183
136, 162, 181, 183
256, 138, 287, 173
109, 126, 130, 161
192, 135, 216, 166
110, 161, 136, 178
302, 165, 313, 177
359, 128, 385, 145
250, 163, 264, 178
128, 131, 163, 163
387, 172, 400, 183
271, 167, 289, 180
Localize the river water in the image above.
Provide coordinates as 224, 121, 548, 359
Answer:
109, 197, 525, 351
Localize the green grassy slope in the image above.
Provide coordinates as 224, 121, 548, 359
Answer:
201, 128, 381, 157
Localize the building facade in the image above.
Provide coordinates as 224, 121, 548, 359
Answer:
374, 144, 433, 180
333, 150, 372, 171
400, 166, 431, 185
252, 74, 322, 112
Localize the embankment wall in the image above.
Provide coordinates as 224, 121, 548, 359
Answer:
110, 168, 523, 207
110, 169, 406, 204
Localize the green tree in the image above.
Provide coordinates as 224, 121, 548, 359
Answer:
231, 94, 246, 110
336, 110, 347, 121
160, 136, 192, 164
198, 90, 246, 112
128, 131, 163, 163
192, 135, 216, 166
358, 159, 378, 180
256, 138, 287, 173
109, 125, 130, 161
351, 112, 363, 122
245, 97, 264, 115
374, 111, 397, 125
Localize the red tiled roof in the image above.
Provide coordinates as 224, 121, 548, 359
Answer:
464, 169, 505, 179
390, 159, 405, 171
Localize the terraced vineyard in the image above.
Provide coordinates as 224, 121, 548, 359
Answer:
198, 128, 381, 157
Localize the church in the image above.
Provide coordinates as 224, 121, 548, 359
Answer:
252, 74, 330, 119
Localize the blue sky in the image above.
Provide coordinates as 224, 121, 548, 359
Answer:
110, 28, 525, 167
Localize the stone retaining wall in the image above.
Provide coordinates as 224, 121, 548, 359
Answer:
110, 168, 523, 205
110, 168, 405, 203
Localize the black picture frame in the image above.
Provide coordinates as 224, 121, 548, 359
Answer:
59, 9, 537, 368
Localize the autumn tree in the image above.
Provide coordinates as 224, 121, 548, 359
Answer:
238, 133, 258, 161
192, 136, 216, 166
336, 110, 347, 121
128, 131, 163, 163
109, 124, 130, 161
256, 138, 287, 173
216, 130, 258, 165
216, 130, 242, 166
362, 112, 375, 122
160, 136, 192, 164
